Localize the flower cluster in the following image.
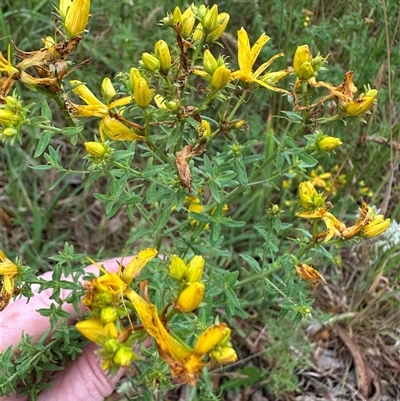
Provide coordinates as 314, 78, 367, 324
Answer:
296, 181, 390, 242
0, 94, 28, 144
76, 250, 237, 384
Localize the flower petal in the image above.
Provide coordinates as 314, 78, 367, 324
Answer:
70, 80, 105, 106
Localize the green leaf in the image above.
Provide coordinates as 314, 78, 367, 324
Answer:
34, 131, 52, 157
166, 126, 183, 151
234, 158, 248, 186
209, 180, 220, 202
280, 110, 303, 122
240, 254, 261, 271
299, 153, 318, 168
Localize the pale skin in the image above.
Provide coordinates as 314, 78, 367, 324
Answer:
0, 256, 135, 401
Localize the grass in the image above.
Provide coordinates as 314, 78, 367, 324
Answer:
1, 0, 400, 399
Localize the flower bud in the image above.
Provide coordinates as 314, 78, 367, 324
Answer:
141, 52, 160, 72
197, 5, 208, 19
129, 67, 142, 91
94, 291, 114, 307
103, 338, 120, 354
84, 141, 107, 158
172, 6, 182, 23
175, 282, 205, 312
154, 40, 171, 74
101, 77, 116, 104
192, 23, 204, 42
180, 6, 196, 38
2, 126, 18, 139
186, 255, 205, 282
0, 109, 18, 126
59, 0, 72, 19
113, 345, 136, 366
234, 120, 246, 129
64, 0, 90, 37
311, 52, 327, 72
5, 96, 22, 111
295, 263, 326, 287
100, 306, 118, 323
261, 68, 292, 85
210, 346, 238, 364
202, 4, 218, 32
364, 88, 378, 98
293, 45, 312, 75
361, 215, 390, 238
211, 65, 231, 89
317, 136, 342, 151
169, 255, 187, 281
206, 12, 230, 42
193, 323, 230, 355
297, 61, 314, 80
134, 78, 152, 108
203, 49, 218, 75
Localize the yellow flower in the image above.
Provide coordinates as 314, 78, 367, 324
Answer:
0, 250, 19, 311
346, 92, 377, 116
70, 79, 130, 117
361, 214, 390, 238
317, 136, 342, 151
295, 263, 326, 287
99, 115, 146, 142
121, 247, 158, 285
175, 282, 205, 312
68, 79, 141, 141
64, 0, 90, 37
96, 272, 126, 296
231, 28, 288, 93
76, 318, 117, 344
298, 181, 326, 210
0, 48, 19, 76
125, 288, 235, 385
124, 288, 203, 385
296, 208, 346, 241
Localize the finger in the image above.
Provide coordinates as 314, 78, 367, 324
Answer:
37, 343, 126, 401
0, 256, 134, 351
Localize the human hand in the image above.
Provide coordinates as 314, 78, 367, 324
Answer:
1, 256, 135, 401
